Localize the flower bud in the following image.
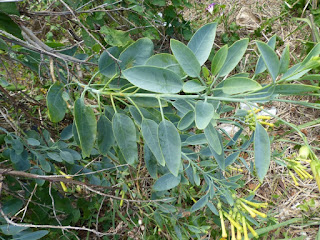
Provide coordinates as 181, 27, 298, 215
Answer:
298, 146, 310, 159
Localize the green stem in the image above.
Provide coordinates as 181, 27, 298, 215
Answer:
127, 97, 144, 119
88, 71, 99, 87
110, 94, 117, 113
158, 97, 164, 121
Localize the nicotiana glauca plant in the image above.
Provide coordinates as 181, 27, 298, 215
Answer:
3, 21, 320, 239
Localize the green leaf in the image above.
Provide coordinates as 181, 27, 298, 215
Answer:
153, 173, 181, 191
74, 98, 97, 158
27, 138, 40, 146
221, 77, 262, 95
146, 53, 186, 78
207, 202, 219, 215
187, 22, 217, 65
123, 66, 182, 93
112, 113, 138, 165
47, 152, 62, 162
100, 26, 132, 47
186, 134, 207, 145
254, 122, 270, 182
177, 111, 195, 130
195, 101, 214, 130
0, 12, 22, 39
60, 150, 74, 164
256, 41, 280, 82
119, 38, 154, 69
191, 194, 208, 212
183, 79, 206, 93
13, 230, 49, 240
158, 120, 181, 177
130, 97, 168, 108
279, 45, 290, 74
274, 84, 319, 94
301, 42, 320, 67
204, 123, 222, 155
144, 145, 158, 179
211, 45, 228, 76
0, 2, 20, 15
218, 39, 249, 77
46, 82, 67, 123
97, 115, 114, 155
0, 225, 26, 235
0, 38, 8, 51
98, 46, 121, 78
141, 119, 165, 166
170, 39, 201, 77
255, 35, 277, 75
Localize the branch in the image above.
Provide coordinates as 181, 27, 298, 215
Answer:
0, 168, 117, 190
0, 30, 97, 66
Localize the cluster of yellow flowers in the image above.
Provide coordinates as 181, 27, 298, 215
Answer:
218, 196, 268, 240
244, 107, 274, 131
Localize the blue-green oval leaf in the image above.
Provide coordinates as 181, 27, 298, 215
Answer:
153, 173, 181, 191
141, 119, 165, 166
255, 35, 277, 75
98, 46, 121, 78
187, 22, 217, 65
47, 82, 67, 123
221, 77, 262, 95
204, 123, 222, 155
279, 45, 290, 74
195, 101, 214, 130
274, 84, 319, 94
191, 194, 208, 212
123, 66, 182, 93
74, 98, 97, 158
170, 39, 201, 77
112, 113, 138, 165
158, 120, 181, 177
177, 111, 195, 130
256, 41, 280, 82
211, 45, 228, 76
146, 53, 186, 78
219, 39, 249, 77
254, 122, 270, 182
183, 79, 206, 93
119, 38, 153, 69
219, 38, 249, 77
97, 115, 115, 155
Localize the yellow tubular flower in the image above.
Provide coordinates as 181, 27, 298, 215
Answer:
59, 170, 72, 179
311, 161, 320, 191
246, 222, 259, 239
60, 182, 68, 192
223, 211, 243, 231
239, 201, 256, 218
259, 121, 274, 127
236, 213, 242, 240
241, 198, 268, 209
120, 190, 125, 207
249, 207, 267, 218
242, 215, 249, 240
231, 223, 236, 240
293, 166, 307, 180
219, 210, 228, 239
288, 170, 299, 186
256, 115, 271, 120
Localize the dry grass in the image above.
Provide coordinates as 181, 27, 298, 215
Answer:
184, 0, 320, 239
